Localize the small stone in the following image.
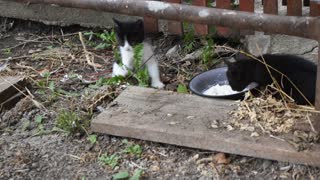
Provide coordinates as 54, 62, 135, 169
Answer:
165, 45, 179, 59
227, 125, 234, 131
244, 32, 271, 56
167, 113, 173, 117
250, 132, 260, 137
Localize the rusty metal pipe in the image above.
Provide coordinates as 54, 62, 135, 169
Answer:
6, 0, 320, 40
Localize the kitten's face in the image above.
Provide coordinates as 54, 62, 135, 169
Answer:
225, 56, 254, 91
113, 18, 144, 47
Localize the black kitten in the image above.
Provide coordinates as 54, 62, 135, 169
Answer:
225, 54, 316, 105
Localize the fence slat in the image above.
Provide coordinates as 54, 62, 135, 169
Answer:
143, 17, 158, 33
239, 0, 254, 35
216, 0, 232, 37
192, 0, 208, 35
263, 0, 278, 14
240, 0, 254, 12
310, 0, 320, 16
287, 0, 302, 16
163, 0, 183, 35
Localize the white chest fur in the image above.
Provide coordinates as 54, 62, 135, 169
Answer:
112, 40, 164, 89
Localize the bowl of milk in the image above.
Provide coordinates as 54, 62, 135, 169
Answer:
188, 67, 258, 99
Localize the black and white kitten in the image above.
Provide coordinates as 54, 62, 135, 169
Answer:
112, 18, 164, 89
225, 54, 316, 105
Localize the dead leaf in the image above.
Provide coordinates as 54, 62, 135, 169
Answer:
212, 153, 230, 165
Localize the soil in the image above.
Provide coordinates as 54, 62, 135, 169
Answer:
1, 17, 320, 180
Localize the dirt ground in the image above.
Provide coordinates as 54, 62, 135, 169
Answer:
1, 17, 320, 180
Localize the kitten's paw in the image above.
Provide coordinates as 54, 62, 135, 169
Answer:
151, 81, 165, 89
112, 63, 128, 77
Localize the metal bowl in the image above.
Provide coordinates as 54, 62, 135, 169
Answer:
188, 67, 258, 100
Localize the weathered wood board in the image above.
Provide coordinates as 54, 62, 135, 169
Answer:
92, 86, 320, 167
0, 76, 25, 110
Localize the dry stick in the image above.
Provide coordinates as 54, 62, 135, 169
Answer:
217, 45, 314, 107
78, 32, 102, 72
307, 112, 317, 132
255, 44, 290, 109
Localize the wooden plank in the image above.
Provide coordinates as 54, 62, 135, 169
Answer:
310, 0, 320, 16
263, 0, 278, 15
163, 0, 183, 35
216, 0, 232, 37
0, 76, 26, 110
192, 0, 209, 36
92, 86, 320, 167
143, 17, 158, 33
314, 42, 320, 132
287, 0, 303, 16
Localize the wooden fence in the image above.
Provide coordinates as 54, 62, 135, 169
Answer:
144, 0, 320, 36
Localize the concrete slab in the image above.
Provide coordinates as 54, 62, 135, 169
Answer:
0, 0, 138, 28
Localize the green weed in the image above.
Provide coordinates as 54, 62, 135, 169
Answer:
122, 139, 142, 156
55, 110, 90, 135
177, 84, 188, 94
3, 48, 11, 55
98, 153, 120, 169
84, 30, 117, 50
112, 169, 143, 180
113, 171, 129, 180
87, 134, 97, 144
89, 76, 126, 89
201, 37, 216, 69
183, 30, 196, 54
132, 43, 149, 87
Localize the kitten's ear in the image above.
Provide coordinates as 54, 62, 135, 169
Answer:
113, 18, 122, 27
136, 19, 144, 28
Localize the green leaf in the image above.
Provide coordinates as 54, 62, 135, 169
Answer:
130, 169, 143, 180
35, 115, 43, 124
95, 43, 109, 50
112, 171, 129, 180
43, 71, 50, 78
177, 84, 188, 94
98, 153, 119, 169
48, 81, 55, 92
122, 139, 129, 144
88, 134, 97, 144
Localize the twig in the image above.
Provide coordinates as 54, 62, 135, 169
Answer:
306, 113, 316, 133
78, 32, 102, 72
